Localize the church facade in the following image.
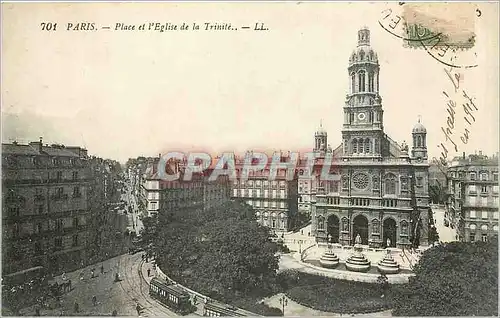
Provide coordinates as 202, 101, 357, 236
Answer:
311, 27, 430, 248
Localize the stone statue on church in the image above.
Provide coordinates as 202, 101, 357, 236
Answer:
355, 233, 362, 245
401, 141, 409, 152
386, 237, 391, 248
327, 144, 332, 153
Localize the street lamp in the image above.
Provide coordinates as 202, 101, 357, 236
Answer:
279, 295, 288, 316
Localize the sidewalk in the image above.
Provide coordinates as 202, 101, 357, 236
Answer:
263, 293, 392, 317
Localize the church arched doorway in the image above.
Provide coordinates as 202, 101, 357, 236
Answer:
383, 218, 397, 248
327, 215, 340, 243
352, 215, 369, 245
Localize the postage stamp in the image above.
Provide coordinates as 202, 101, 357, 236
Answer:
379, 2, 480, 68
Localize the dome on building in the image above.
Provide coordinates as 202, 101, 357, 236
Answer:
349, 27, 378, 64
412, 118, 427, 134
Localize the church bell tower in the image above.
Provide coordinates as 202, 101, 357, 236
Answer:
341, 27, 385, 159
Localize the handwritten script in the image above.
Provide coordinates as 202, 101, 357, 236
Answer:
438, 67, 479, 166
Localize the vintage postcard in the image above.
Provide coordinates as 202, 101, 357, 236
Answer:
1, 1, 498, 317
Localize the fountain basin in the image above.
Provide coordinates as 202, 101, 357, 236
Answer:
319, 251, 340, 269
377, 252, 400, 274
345, 253, 371, 272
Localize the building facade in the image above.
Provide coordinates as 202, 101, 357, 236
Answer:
143, 158, 231, 217
2, 139, 92, 278
311, 27, 430, 248
297, 125, 333, 215
231, 154, 299, 233
447, 153, 499, 242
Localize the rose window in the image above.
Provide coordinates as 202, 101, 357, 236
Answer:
352, 173, 369, 190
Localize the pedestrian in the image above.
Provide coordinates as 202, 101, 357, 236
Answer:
80, 271, 84, 280
74, 301, 79, 313
147, 268, 151, 277
92, 295, 97, 306
112, 309, 118, 316
91, 269, 95, 278
136, 303, 141, 316
101, 264, 104, 274
35, 307, 41, 316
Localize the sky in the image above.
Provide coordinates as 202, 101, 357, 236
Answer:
2, 2, 498, 163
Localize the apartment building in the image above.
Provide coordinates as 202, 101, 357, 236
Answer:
143, 157, 230, 218
2, 139, 91, 279
447, 152, 499, 242
232, 154, 299, 233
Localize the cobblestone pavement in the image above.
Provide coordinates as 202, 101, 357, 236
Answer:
18, 252, 176, 316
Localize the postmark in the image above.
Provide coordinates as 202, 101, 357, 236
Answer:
379, 3, 479, 69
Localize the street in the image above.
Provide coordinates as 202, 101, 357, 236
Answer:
19, 252, 176, 316
123, 181, 144, 235
431, 205, 458, 243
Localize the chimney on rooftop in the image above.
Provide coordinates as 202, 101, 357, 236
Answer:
479, 150, 483, 156
462, 152, 465, 160
39, 137, 43, 153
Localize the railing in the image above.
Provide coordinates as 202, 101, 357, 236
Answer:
3, 178, 92, 185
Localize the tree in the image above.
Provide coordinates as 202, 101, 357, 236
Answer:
194, 217, 279, 296
392, 240, 498, 316
155, 200, 280, 300
139, 215, 158, 248
427, 210, 440, 244
376, 274, 389, 297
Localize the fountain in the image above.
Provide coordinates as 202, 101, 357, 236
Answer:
319, 248, 340, 269
319, 234, 340, 268
377, 249, 400, 274
345, 234, 371, 272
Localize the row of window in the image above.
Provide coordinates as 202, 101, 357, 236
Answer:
468, 211, 499, 219
150, 286, 180, 304
11, 217, 83, 238
350, 70, 377, 93
469, 233, 495, 243
468, 224, 499, 231
233, 189, 287, 198
322, 197, 399, 207
4, 156, 83, 168
33, 235, 80, 255
316, 217, 410, 235
451, 170, 498, 181
257, 218, 286, 230
351, 138, 378, 154
467, 196, 498, 206
467, 185, 499, 194
7, 197, 86, 218
320, 175, 422, 195
233, 180, 288, 188
245, 200, 287, 209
